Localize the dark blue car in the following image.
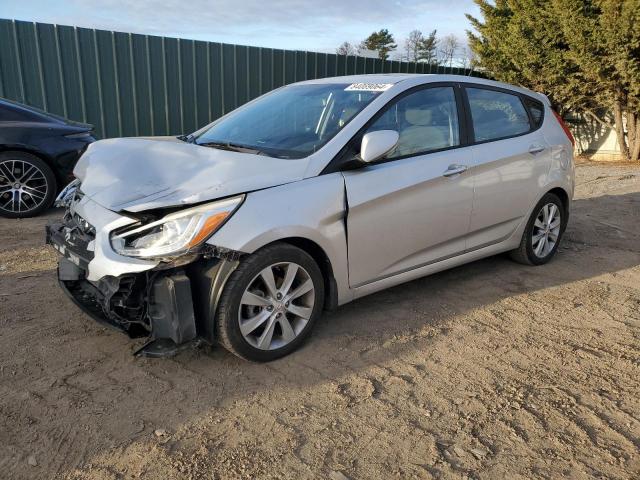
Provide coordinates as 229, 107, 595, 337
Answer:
0, 98, 95, 218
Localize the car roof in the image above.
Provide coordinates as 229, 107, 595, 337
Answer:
0, 97, 93, 129
297, 74, 549, 104
298, 73, 421, 85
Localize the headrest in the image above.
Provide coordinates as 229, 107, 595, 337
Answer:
405, 108, 433, 126
338, 106, 360, 127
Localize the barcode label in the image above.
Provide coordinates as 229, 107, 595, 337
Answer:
345, 83, 393, 92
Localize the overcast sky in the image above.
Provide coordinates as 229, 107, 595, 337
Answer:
0, 0, 480, 54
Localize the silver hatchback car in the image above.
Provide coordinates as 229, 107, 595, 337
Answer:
48, 74, 575, 361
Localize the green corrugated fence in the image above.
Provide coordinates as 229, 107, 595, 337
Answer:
0, 19, 482, 139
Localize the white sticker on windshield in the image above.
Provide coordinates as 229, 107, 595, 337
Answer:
345, 83, 393, 92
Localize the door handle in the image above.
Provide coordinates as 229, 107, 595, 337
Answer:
529, 144, 546, 154
442, 164, 468, 177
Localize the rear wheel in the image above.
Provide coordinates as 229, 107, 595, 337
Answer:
0, 151, 56, 218
510, 192, 566, 265
214, 243, 325, 361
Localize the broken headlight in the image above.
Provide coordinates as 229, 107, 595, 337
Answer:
110, 195, 244, 259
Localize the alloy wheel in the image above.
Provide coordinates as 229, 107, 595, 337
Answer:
532, 203, 561, 258
0, 159, 49, 215
238, 262, 315, 350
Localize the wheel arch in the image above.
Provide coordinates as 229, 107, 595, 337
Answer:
265, 237, 339, 311
0, 145, 54, 165
546, 186, 570, 219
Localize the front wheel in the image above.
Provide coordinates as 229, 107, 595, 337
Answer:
214, 243, 325, 361
510, 193, 566, 265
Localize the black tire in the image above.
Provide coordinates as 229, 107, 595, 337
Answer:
214, 243, 325, 362
0, 151, 57, 218
510, 192, 567, 265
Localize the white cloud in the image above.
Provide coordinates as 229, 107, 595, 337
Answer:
1, 0, 479, 51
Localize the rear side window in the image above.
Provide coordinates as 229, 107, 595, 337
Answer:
467, 88, 531, 142
524, 98, 544, 128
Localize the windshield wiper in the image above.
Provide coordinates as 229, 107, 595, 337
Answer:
197, 141, 263, 155
178, 133, 196, 143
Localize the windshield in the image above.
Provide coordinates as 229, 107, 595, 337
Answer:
194, 83, 383, 158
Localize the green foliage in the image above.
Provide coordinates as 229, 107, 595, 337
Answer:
467, 0, 640, 160
361, 29, 398, 60
418, 29, 439, 64
404, 29, 438, 63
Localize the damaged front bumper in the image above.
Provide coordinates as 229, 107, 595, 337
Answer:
46, 207, 240, 357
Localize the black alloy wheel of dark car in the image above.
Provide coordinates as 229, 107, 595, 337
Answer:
0, 151, 57, 218
0, 97, 95, 218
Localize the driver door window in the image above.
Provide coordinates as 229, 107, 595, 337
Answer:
367, 86, 460, 159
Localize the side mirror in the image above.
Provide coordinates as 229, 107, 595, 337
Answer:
360, 130, 399, 164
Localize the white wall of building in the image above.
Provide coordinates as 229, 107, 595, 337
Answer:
570, 114, 622, 161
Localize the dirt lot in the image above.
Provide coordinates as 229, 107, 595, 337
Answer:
0, 162, 638, 480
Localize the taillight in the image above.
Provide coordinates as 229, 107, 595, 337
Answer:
552, 110, 575, 147
64, 131, 92, 139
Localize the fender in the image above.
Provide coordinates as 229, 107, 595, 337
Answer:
206, 173, 353, 305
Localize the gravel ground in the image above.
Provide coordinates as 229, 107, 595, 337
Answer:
0, 162, 638, 480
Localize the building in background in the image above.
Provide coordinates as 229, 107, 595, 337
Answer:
571, 114, 624, 161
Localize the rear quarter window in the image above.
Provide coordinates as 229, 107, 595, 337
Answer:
524, 98, 544, 128
467, 88, 531, 142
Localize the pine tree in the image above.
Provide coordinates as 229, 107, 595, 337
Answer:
360, 29, 397, 60
418, 29, 438, 64
466, 0, 640, 161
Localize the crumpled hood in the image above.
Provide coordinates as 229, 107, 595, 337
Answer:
73, 137, 309, 212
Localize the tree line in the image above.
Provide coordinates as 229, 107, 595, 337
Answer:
336, 29, 475, 68
467, 0, 640, 161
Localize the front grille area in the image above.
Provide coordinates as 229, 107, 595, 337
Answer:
48, 204, 199, 349
60, 271, 151, 338
48, 217, 149, 336
71, 211, 96, 237
63, 202, 96, 241
46, 221, 94, 269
